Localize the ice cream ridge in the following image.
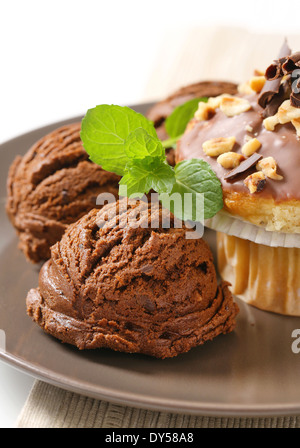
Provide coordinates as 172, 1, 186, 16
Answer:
26, 198, 238, 358
6, 123, 120, 262
176, 40, 300, 315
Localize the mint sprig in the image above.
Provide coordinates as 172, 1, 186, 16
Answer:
161, 159, 223, 221
119, 157, 175, 199
124, 128, 165, 160
80, 103, 223, 222
165, 97, 207, 141
80, 105, 157, 176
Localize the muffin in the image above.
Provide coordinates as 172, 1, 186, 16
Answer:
176, 42, 300, 315
26, 198, 239, 358
147, 80, 238, 166
6, 123, 120, 263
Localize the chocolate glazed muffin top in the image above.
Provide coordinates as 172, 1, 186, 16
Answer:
26, 198, 239, 358
6, 123, 120, 263
147, 81, 237, 166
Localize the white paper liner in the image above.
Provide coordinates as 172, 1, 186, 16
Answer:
205, 210, 300, 249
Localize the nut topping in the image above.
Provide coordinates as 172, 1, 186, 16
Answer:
244, 171, 266, 193
278, 99, 300, 123
207, 94, 228, 109
249, 76, 266, 93
237, 81, 254, 95
217, 152, 245, 169
292, 118, 300, 137
263, 114, 280, 131
220, 95, 252, 117
202, 136, 236, 157
194, 102, 216, 121
241, 138, 262, 157
256, 157, 283, 180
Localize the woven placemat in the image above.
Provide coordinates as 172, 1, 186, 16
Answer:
15, 380, 300, 428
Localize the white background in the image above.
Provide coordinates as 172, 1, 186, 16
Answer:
1, 0, 300, 427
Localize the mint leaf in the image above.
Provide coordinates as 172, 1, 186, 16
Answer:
164, 97, 207, 140
80, 105, 157, 176
119, 157, 175, 198
81, 103, 224, 222
160, 159, 223, 221
125, 128, 165, 160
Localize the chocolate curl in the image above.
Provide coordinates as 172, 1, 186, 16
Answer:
265, 63, 281, 81
264, 39, 292, 79
258, 78, 282, 109
224, 153, 263, 181
258, 39, 292, 116
282, 52, 300, 74
265, 57, 287, 81
291, 91, 300, 108
263, 77, 292, 117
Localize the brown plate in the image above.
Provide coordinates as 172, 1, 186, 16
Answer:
1, 104, 300, 417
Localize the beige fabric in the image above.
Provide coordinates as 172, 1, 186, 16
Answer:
15, 26, 300, 429
16, 380, 300, 428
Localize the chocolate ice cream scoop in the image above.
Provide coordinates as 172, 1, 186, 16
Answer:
6, 123, 120, 263
26, 198, 239, 359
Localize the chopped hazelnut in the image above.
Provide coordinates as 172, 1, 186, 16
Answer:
263, 114, 279, 131
241, 138, 262, 157
194, 102, 216, 121
244, 171, 266, 193
237, 82, 254, 95
207, 94, 228, 109
249, 76, 266, 93
202, 136, 236, 157
217, 152, 245, 169
278, 99, 300, 124
220, 96, 252, 117
256, 157, 283, 180
292, 118, 300, 137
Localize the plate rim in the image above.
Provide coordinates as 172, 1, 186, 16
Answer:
2, 350, 300, 417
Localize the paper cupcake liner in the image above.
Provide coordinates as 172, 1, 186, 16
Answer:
205, 210, 300, 249
216, 232, 300, 316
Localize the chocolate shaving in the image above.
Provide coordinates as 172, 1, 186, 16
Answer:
282, 51, 300, 74
258, 78, 282, 109
265, 62, 282, 81
224, 153, 263, 181
264, 40, 292, 81
258, 39, 292, 116
291, 91, 300, 108
262, 77, 292, 118
258, 41, 300, 115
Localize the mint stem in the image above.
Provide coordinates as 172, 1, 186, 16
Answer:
161, 135, 182, 149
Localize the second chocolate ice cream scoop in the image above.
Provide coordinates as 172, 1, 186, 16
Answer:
6, 123, 120, 263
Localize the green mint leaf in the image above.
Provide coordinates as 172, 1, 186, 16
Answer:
159, 159, 223, 222
125, 128, 165, 160
80, 105, 158, 176
119, 157, 175, 198
164, 97, 208, 140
